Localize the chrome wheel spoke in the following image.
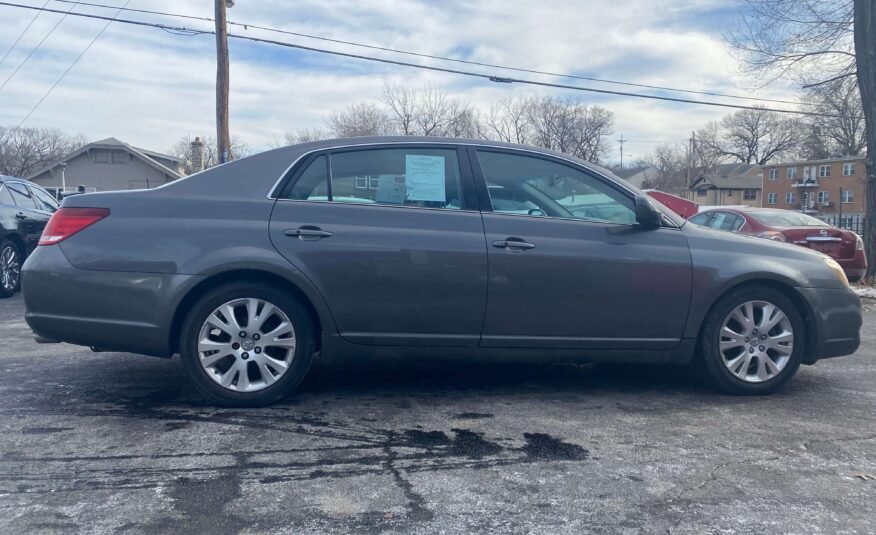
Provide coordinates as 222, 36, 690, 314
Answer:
720, 300, 794, 384
197, 297, 296, 393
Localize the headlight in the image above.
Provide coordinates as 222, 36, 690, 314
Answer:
824, 257, 849, 287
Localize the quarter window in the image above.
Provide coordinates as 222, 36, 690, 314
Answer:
284, 155, 329, 201
476, 150, 636, 225
30, 186, 59, 213
688, 213, 711, 226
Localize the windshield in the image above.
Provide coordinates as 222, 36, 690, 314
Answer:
749, 210, 830, 227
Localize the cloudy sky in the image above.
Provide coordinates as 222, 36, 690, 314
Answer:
0, 0, 803, 164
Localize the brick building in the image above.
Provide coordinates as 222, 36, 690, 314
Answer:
760, 156, 866, 218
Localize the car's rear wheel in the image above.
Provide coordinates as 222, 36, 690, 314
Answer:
0, 240, 22, 299
179, 282, 315, 406
698, 285, 805, 394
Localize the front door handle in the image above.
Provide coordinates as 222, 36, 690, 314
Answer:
284, 226, 333, 240
492, 238, 536, 250
15, 212, 26, 220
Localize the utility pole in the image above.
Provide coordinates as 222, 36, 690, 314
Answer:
617, 134, 627, 169
215, 0, 233, 164
686, 131, 695, 187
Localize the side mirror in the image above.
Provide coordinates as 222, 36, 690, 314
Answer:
635, 196, 663, 228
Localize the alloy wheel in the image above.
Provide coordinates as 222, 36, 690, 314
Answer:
0, 246, 20, 292
197, 298, 297, 392
719, 300, 794, 383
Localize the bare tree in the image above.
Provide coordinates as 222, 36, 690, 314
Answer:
803, 76, 866, 156
524, 96, 614, 164
283, 128, 331, 145
325, 102, 392, 137
697, 107, 803, 165
381, 83, 482, 138
637, 142, 689, 193
0, 126, 86, 178
168, 135, 250, 174
485, 98, 531, 144
728, 0, 876, 278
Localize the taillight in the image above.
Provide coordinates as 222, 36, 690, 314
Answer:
856, 234, 865, 251
757, 230, 789, 242
39, 207, 110, 246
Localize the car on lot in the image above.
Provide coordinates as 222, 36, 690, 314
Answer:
21, 137, 861, 406
0, 176, 60, 298
688, 207, 867, 282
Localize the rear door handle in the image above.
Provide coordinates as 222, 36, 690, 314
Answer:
284, 226, 333, 240
492, 238, 536, 250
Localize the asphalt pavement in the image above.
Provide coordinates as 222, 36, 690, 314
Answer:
0, 293, 874, 534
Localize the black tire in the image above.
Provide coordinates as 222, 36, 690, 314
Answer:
697, 285, 805, 395
0, 240, 22, 299
179, 282, 315, 407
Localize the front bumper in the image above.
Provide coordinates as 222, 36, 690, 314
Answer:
22, 245, 199, 358
796, 286, 862, 363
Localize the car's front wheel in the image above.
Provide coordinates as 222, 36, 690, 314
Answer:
0, 240, 22, 299
179, 282, 315, 406
698, 285, 805, 394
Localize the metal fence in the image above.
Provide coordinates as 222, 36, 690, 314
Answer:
819, 213, 866, 237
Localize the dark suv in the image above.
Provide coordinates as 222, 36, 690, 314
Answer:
0, 176, 59, 298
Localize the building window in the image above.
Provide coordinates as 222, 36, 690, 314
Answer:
697, 189, 707, 197
727, 190, 733, 197
767, 192, 777, 205
819, 165, 831, 178
842, 190, 854, 204
768, 168, 778, 180
843, 163, 855, 176
743, 189, 757, 201
787, 167, 796, 179
369, 176, 380, 189
111, 150, 128, 163
785, 192, 795, 205
817, 191, 829, 203
93, 149, 110, 163
354, 176, 369, 189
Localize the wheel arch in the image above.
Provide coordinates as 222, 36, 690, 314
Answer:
693, 277, 818, 362
2, 234, 26, 258
168, 268, 333, 355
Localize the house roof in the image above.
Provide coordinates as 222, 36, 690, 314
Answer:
25, 137, 182, 181
614, 165, 655, 180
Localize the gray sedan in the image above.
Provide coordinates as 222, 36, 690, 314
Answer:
21, 137, 861, 406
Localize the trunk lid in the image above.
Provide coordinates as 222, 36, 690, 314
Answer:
780, 226, 856, 259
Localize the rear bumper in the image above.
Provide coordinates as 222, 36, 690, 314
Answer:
22, 245, 199, 358
836, 251, 867, 282
796, 286, 861, 363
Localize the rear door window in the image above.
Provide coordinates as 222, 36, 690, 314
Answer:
330, 148, 464, 210
0, 185, 15, 207
6, 182, 37, 209
279, 147, 468, 211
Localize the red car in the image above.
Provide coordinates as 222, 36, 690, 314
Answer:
689, 207, 867, 282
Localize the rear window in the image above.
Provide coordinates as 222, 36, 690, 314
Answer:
749, 211, 829, 227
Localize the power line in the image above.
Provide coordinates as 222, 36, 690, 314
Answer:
18, 0, 130, 126
0, 0, 81, 91
49, 0, 808, 108
0, 2, 857, 120
0, 0, 52, 68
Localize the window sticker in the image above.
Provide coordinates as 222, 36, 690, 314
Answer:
375, 174, 406, 204
405, 155, 446, 202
